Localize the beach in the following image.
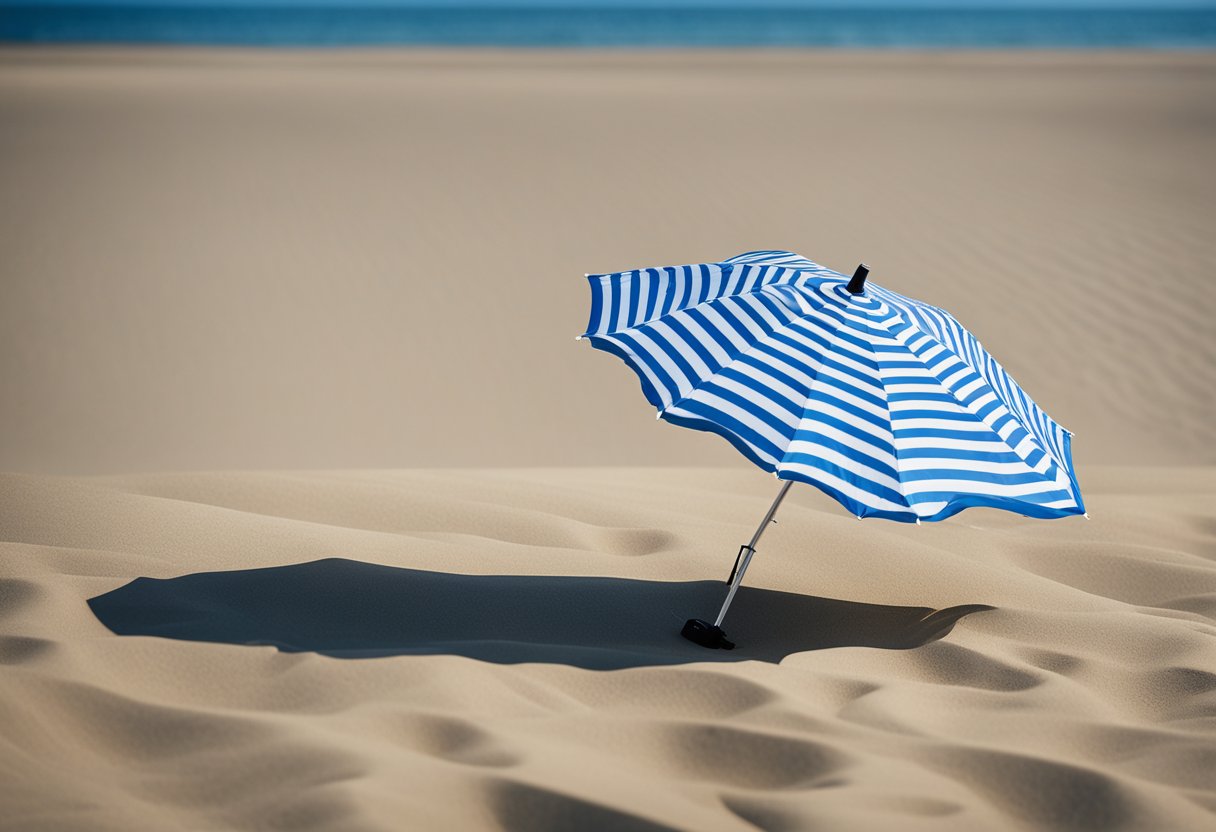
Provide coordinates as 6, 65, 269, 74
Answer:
1, 48, 1215, 830
2, 49, 1214, 473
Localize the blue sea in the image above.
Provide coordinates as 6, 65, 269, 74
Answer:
2, 5, 1215, 48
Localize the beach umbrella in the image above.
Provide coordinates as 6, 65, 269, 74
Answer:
577, 250, 1084, 649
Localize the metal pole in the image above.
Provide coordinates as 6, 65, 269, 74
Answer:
713, 480, 793, 628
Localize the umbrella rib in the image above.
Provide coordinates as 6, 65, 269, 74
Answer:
586, 265, 814, 414
778, 306, 915, 514
882, 324, 1063, 490
872, 284, 1073, 474
659, 306, 822, 465
597, 262, 811, 346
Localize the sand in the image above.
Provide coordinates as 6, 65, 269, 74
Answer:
2, 466, 1215, 830
1, 49, 1214, 473
1, 48, 1215, 831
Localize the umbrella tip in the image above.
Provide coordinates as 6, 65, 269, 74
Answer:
847, 263, 870, 295
915, 517, 922, 525
575, 335, 583, 341
656, 410, 663, 420
1084, 512, 1090, 519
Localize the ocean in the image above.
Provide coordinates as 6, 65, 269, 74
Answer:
2, 5, 1215, 48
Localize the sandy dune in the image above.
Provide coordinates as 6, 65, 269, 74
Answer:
2, 467, 1215, 830
2, 48, 1215, 830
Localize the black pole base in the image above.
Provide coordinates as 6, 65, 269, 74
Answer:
681, 618, 735, 650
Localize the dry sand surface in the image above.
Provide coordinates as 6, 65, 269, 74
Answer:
0, 49, 1214, 473
2, 48, 1216, 831
2, 467, 1216, 830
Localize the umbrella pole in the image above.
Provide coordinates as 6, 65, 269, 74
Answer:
681, 479, 793, 649
714, 479, 793, 627
725, 479, 794, 583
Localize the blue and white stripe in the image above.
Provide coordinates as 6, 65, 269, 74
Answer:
580, 250, 1084, 523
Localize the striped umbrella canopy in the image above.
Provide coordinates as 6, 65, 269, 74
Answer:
577, 250, 1084, 648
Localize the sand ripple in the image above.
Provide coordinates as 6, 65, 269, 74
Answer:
1, 467, 1214, 830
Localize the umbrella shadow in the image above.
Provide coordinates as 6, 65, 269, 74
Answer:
87, 558, 994, 671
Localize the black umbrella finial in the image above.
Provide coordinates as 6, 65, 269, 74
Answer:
847, 263, 870, 295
